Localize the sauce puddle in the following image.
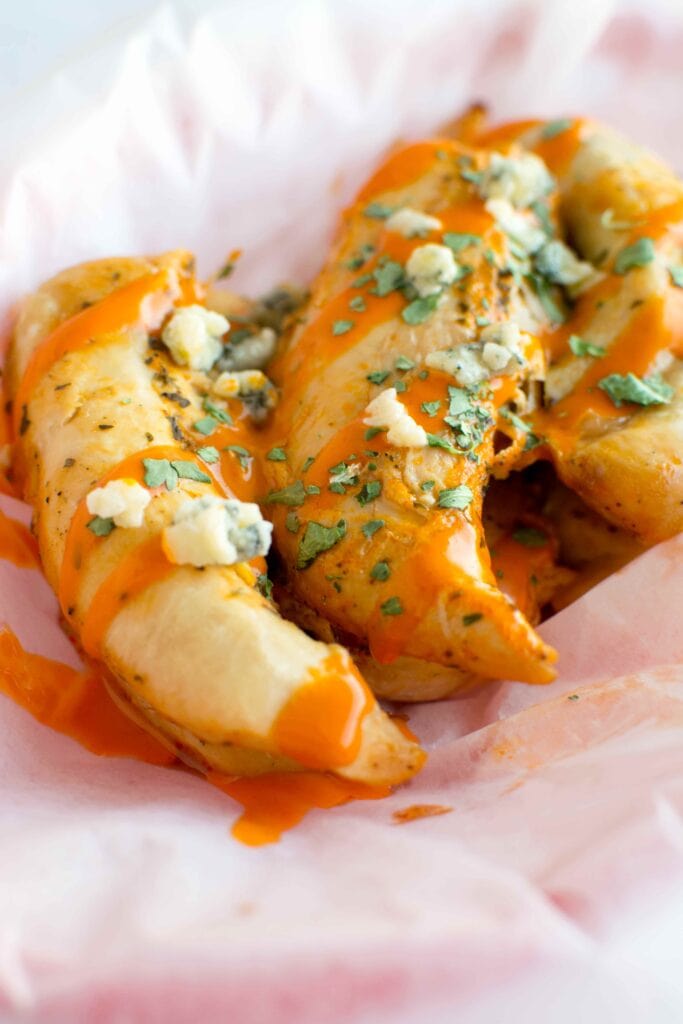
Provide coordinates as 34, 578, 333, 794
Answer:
208, 771, 390, 846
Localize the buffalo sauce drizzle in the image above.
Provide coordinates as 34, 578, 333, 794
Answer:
12, 269, 192, 435
0, 626, 174, 765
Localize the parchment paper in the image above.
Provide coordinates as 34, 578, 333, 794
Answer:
1, 2, 683, 1021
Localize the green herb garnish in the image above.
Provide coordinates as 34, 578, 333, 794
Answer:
598, 372, 673, 407
370, 561, 391, 582
421, 400, 441, 417
462, 612, 483, 626
442, 232, 481, 253
196, 446, 219, 463
296, 519, 347, 568
380, 596, 403, 616
223, 445, 252, 470
265, 480, 307, 506
357, 480, 382, 506
569, 334, 605, 358
363, 201, 394, 220
285, 511, 300, 533
362, 519, 385, 538
266, 447, 287, 462
332, 319, 354, 336
367, 370, 390, 385
614, 238, 655, 275
395, 354, 416, 371
402, 294, 440, 325
87, 516, 115, 536
540, 118, 572, 139
437, 485, 473, 509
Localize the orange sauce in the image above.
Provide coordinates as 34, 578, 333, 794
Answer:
355, 139, 465, 203
475, 119, 541, 149
13, 270, 180, 434
0, 509, 40, 568
543, 275, 621, 362
209, 770, 389, 846
533, 119, 584, 175
0, 626, 174, 765
393, 804, 452, 824
537, 294, 675, 457
200, 420, 265, 503
81, 534, 174, 658
272, 650, 374, 770
367, 519, 484, 664
490, 531, 554, 622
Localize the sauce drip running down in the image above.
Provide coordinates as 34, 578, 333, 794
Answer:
273, 649, 374, 770
0, 627, 174, 765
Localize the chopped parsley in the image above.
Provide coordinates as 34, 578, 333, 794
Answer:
614, 238, 655, 275
365, 426, 384, 441
285, 511, 300, 533
442, 232, 481, 253
372, 260, 406, 296
367, 370, 390, 385
345, 243, 375, 270
172, 460, 212, 483
569, 335, 605, 358
421, 400, 441, 417
380, 596, 403, 616
528, 272, 565, 325
598, 372, 673, 407
223, 445, 252, 470
357, 480, 382, 506
426, 433, 459, 455
202, 397, 232, 423
193, 416, 219, 436
256, 574, 273, 600
266, 447, 287, 461
437, 484, 473, 509
87, 516, 115, 536
395, 354, 416, 371
370, 560, 391, 581
512, 527, 548, 547
669, 266, 683, 288
296, 519, 347, 568
420, 480, 435, 491
143, 458, 178, 490
362, 519, 385, 538
500, 408, 532, 433
306, 484, 321, 495
540, 118, 572, 139
349, 295, 367, 312
447, 386, 471, 417
332, 319, 354, 336
302, 456, 316, 472
363, 201, 394, 220
196, 446, 219, 463
394, 379, 408, 393
402, 294, 440, 325
462, 612, 483, 626
265, 480, 307, 506
352, 272, 374, 288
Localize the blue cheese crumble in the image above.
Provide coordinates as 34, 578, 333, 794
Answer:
162, 305, 229, 371
86, 479, 151, 528
162, 495, 272, 567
